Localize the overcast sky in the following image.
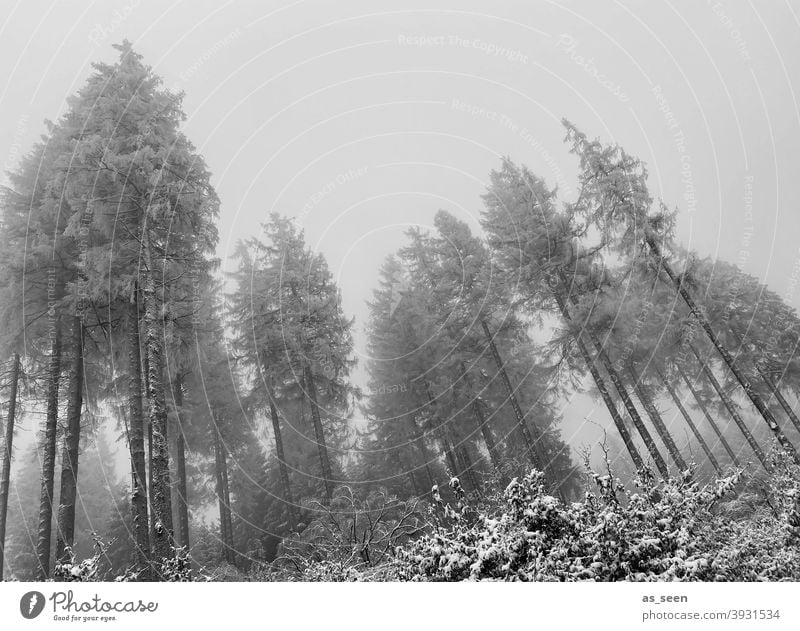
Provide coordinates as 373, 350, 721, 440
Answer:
2, 0, 800, 460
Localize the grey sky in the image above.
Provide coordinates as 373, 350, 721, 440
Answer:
2, 0, 799, 460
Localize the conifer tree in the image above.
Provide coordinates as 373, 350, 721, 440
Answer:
229, 215, 355, 506
563, 121, 799, 464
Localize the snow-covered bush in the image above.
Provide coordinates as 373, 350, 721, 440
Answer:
53, 546, 103, 582
709, 451, 800, 580
393, 450, 800, 581
54, 540, 209, 582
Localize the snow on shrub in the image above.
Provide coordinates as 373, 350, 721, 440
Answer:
393, 449, 800, 581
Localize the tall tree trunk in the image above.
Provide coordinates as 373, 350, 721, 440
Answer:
442, 437, 459, 479
556, 281, 669, 478
627, 364, 687, 472
471, 395, 503, 478
481, 320, 543, 470
173, 376, 190, 550
142, 334, 155, 551
407, 469, 424, 497
679, 366, 741, 467
212, 423, 227, 560
142, 234, 174, 565
658, 369, 722, 475
303, 364, 333, 503
259, 349, 298, 524
551, 291, 644, 471
220, 439, 234, 566
212, 419, 234, 565
422, 382, 459, 478
757, 364, 800, 436
479, 322, 567, 502
457, 444, 480, 493
147, 421, 154, 546
55, 318, 84, 567
648, 237, 799, 463
461, 363, 503, 479
0, 353, 20, 580
127, 291, 150, 576
586, 334, 669, 477
690, 345, 768, 470
36, 326, 61, 579
268, 396, 298, 526
406, 415, 436, 491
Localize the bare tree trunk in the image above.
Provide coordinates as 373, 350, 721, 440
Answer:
479, 322, 569, 501
142, 234, 174, 566
212, 419, 234, 565
407, 469, 424, 497
690, 345, 768, 470
212, 424, 227, 560
556, 283, 669, 478
648, 237, 799, 463
551, 291, 644, 471
589, 341, 669, 477
679, 366, 741, 467
173, 376, 189, 550
127, 291, 150, 576
36, 327, 61, 579
481, 320, 543, 470
471, 396, 503, 478
461, 363, 504, 479
422, 382, 459, 478
0, 353, 20, 580
268, 397, 298, 526
56, 318, 84, 567
627, 364, 687, 472
303, 364, 334, 503
147, 421, 154, 546
457, 444, 480, 493
658, 369, 722, 475
220, 441, 234, 566
142, 329, 155, 551
258, 349, 298, 523
442, 437, 458, 479
406, 415, 436, 491
589, 338, 669, 477
757, 364, 800, 435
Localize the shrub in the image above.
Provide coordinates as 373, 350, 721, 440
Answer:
393, 450, 800, 581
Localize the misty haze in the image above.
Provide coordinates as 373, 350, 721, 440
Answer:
0, 1, 799, 585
